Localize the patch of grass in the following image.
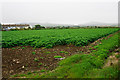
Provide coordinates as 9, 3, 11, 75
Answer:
32, 52, 36, 55
84, 65, 118, 78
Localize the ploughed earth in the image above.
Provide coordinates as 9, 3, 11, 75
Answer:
2, 32, 117, 78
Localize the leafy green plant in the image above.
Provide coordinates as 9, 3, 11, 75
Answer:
27, 72, 32, 75
2, 28, 119, 48
34, 58, 39, 62
94, 46, 99, 49
54, 56, 62, 58
92, 50, 97, 52
22, 47, 25, 49
40, 69, 45, 72
12, 48, 15, 50
60, 51, 68, 54
32, 52, 36, 55
115, 55, 119, 58
53, 51, 57, 53
60, 51, 65, 53
38, 63, 43, 66
33, 47, 36, 50
45, 51, 51, 54
89, 48, 92, 50
40, 57, 44, 59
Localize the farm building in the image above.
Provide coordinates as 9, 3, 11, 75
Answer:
1, 24, 30, 30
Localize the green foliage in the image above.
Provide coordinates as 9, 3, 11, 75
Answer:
27, 72, 32, 75
38, 63, 43, 66
40, 69, 45, 72
94, 45, 99, 48
45, 51, 51, 54
12, 48, 15, 50
89, 48, 92, 50
32, 52, 36, 55
22, 47, 25, 49
40, 57, 44, 59
2, 28, 119, 48
35, 24, 45, 30
115, 55, 119, 58
53, 51, 57, 53
85, 66, 118, 78
54, 56, 62, 58
34, 58, 39, 62
60, 51, 68, 54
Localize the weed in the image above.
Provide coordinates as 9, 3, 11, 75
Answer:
53, 51, 57, 53
32, 52, 36, 55
94, 46, 99, 49
60, 51, 65, 53
92, 50, 97, 52
40, 69, 45, 72
40, 57, 44, 59
22, 47, 25, 49
12, 48, 15, 50
38, 63, 43, 66
45, 51, 51, 54
79, 51, 83, 53
33, 47, 36, 50
115, 55, 119, 58
37, 66, 40, 68
34, 58, 39, 62
54, 56, 62, 58
27, 72, 32, 75
89, 48, 92, 50
60, 51, 68, 54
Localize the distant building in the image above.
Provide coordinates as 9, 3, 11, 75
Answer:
1, 24, 30, 30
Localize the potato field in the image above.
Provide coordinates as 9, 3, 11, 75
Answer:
2, 28, 120, 78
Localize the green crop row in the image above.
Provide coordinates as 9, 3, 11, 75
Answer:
2, 28, 119, 48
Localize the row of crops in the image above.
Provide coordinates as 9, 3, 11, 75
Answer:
2, 28, 119, 48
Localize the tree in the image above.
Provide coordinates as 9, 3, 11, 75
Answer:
35, 24, 45, 30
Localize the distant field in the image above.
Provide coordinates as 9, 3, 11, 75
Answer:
2, 28, 119, 48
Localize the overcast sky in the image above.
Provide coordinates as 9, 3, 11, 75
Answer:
0, 0, 119, 24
